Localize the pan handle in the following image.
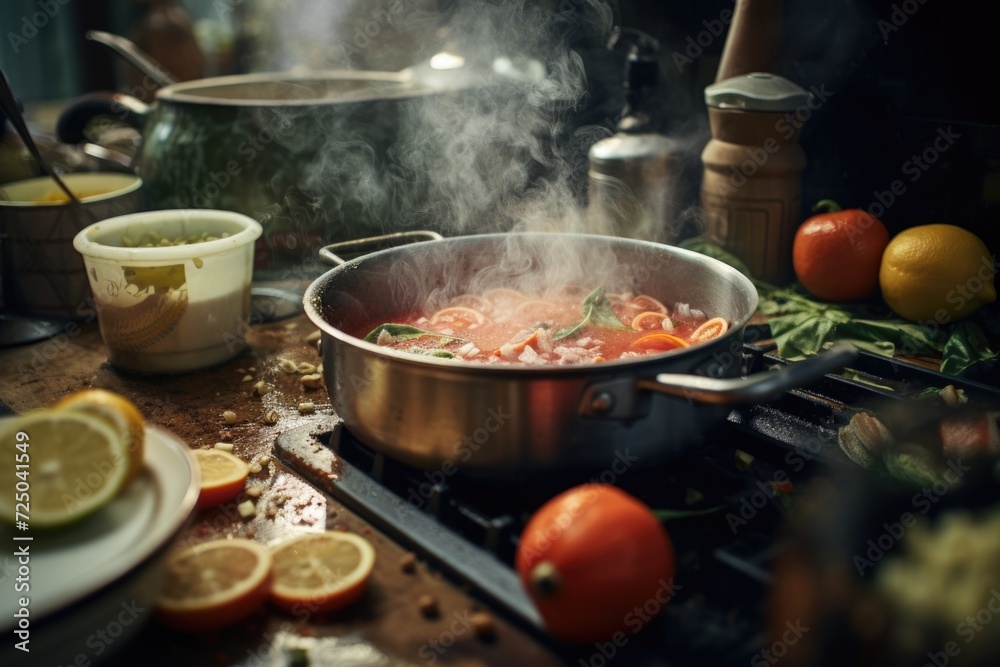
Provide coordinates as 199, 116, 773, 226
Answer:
580, 343, 857, 418
318, 231, 444, 266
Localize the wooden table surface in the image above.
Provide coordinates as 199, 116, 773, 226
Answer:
0, 303, 564, 667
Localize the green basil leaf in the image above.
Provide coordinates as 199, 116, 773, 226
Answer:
771, 312, 839, 358
845, 319, 944, 356
941, 320, 1000, 375
363, 323, 464, 345
587, 286, 628, 330
554, 286, 627, 340
401, 348, 455, 359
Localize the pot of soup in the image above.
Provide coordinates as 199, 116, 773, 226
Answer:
303, 232, 856, 475
55, 69, 485, 271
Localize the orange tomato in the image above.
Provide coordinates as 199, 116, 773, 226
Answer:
516, 484, 676, 643
689, 317, 729, 344
630, 311, 670, 331
792, 200, 889, 302
429, 306, 489, 329
630, 333, 689, 353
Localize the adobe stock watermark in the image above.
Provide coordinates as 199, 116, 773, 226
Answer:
6, 0, 70, 54
576, 577, 683, 667
276, 0, 408, 63
725, 435, 826, 535
853, 458, 970, 576
751, 619, 810, 666
187, 113, 297, 208
861, 125, 961, 226
671, 5, 735, 73
713, 84, 834, 200
404, 406, 513, 509
923, 588, 1000, 667
878, 0, 930, 44
16, 296, 99, 376
416, 608, 503, 665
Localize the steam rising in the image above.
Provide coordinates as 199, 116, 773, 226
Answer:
274, 0, 691, 313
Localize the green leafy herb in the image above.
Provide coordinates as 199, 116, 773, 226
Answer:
681, 238, 999, 379
940, 320, 1000, 376
400, 348, 455, 359
751, 277, 947, 360
554, 286, 628, 340
653, 505, 727, 521
363, 323, 465, 345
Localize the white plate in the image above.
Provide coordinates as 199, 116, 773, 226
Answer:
0, 425, 200, 627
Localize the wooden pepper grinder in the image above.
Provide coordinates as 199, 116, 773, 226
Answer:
128, 0, 205, 100
715, 0, 784, 82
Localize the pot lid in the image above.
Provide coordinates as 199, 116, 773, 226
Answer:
704, 72, 810, 112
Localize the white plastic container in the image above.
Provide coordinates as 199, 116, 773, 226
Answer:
73, 209, 263, 374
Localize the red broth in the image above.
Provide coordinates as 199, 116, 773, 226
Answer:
355, 288, 729, 366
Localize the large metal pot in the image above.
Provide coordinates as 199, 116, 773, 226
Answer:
55, 69, 484, 270
304, 232, 855, 474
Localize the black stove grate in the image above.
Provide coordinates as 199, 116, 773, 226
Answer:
275, 343, 1000, 666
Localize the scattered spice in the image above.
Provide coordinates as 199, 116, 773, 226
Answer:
418, 595, 440, 618
237, 500, 256, 519
470, 611, 497, 641
300, 373, 323, 390
399, 552, 417, 574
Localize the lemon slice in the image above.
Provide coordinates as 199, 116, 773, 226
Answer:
54, 389, 146, 488
156, 538, 273, 632
0, 410, 129, 529
191, 449, 250, 508
270, 531, 376, 614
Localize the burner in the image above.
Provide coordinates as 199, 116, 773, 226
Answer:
275, 343, 1000, 666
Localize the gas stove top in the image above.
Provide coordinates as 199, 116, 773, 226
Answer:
275, 341, 1000, 666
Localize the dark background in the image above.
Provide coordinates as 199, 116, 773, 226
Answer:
2, 0, 998, 252
610, 0, 1000, 253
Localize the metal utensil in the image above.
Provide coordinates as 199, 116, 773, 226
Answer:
0, 68, 83, 207
86, 30, 178, 88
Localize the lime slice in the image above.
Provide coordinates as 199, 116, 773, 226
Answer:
0, 410, 129, 529
55, 389, 146, 488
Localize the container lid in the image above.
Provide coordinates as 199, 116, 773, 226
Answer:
704, 72, 810, 111
588, 133, 679, 166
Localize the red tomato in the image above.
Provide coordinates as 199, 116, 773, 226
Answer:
515, 484, 676, 643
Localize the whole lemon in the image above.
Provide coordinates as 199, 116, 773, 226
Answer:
879, 224, 996, 322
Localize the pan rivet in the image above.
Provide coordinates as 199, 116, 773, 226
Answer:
591, 392, 615, 414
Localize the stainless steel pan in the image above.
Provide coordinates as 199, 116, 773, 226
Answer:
304, 232, 854, 474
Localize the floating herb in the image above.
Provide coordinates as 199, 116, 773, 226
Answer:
363, 323, 465, 345
554, 286, 628, 340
